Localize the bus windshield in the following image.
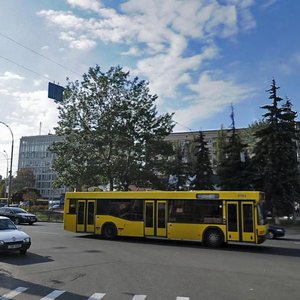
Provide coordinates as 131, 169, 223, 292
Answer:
257, 203, 266, 225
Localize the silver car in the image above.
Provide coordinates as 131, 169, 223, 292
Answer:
0, 216, 31, 255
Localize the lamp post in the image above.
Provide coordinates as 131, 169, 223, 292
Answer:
1, 150, 9, 198
0, 122, 14, 205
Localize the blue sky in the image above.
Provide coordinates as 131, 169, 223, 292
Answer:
0, 0, 300, 177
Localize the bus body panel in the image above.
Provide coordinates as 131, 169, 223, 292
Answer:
96, 215, 144, 237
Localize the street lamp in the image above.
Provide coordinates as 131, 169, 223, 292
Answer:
1, 150, 9, 198
0, 122, 14, 205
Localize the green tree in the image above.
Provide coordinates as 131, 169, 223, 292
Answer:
217, 106, 251, 190
51, 65, 175, 191
0, 176, 6, 198
192, 131, 214, 190
252, 79, 300, 217
12, 187, 41, 203
12, 168, 35, 194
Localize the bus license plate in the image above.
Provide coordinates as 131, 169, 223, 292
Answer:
8, 244, 21, 249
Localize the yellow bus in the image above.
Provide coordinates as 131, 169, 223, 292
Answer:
64, 190, 268, 247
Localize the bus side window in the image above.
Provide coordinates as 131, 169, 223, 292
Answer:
69, 199, 76, 214
97, 200, 110, 215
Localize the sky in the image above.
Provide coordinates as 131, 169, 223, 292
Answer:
0, 0, 300, 178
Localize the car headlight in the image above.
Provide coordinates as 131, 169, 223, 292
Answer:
23, 237, 31, 243
0, 240, 5, 245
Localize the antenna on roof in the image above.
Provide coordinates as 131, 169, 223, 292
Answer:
39, 122, 42, 135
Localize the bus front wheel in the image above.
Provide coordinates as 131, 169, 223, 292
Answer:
102, 223, 117, 239
203, 228, 224, 247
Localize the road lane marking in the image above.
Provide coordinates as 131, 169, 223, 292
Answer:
87, 293, 106, 300
176, 297, 190, 300
132, 295, 147, 300
40, 290, 65, 300
0, 287, 28, 299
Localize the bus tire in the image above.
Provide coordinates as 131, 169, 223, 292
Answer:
203, 228, 224, 248
102, 223, 117, 239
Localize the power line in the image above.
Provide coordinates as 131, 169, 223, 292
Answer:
175, 121, 193, 132
0, 54, 50, 82
0, 31, 81, 77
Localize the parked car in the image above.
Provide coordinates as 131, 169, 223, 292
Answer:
0, 216, 31, 255
267, 225, 285, 239
0, 207, 38, 225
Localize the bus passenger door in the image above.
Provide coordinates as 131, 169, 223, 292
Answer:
241, 202, 255, 243
156, 201, 167, 237
76, 200, 96, 233
145, 201, 155, 236
226, 202, 240, 241
77, 200, 86, 232
86, 200, 96, 233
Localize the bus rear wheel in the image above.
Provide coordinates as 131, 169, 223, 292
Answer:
102, 223, 117, 239
203, 228, 224, 248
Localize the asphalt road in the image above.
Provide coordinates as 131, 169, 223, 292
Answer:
1, 223, 300, 300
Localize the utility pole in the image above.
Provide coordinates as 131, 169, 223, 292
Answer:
0, 122, 14, 205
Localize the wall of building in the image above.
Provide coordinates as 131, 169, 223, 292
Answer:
18, 134, 68, 200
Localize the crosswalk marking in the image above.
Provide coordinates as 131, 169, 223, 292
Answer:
87, 293, 106, 300
0, 287, 190, 299
132, 296, 147, 300
0, 287, 28, 300
40, 290, 65, 300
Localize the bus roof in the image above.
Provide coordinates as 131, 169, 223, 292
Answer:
65, 190, 263, 201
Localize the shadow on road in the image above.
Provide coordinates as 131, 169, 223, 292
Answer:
76, 234, 300, 258
0, 273, 90, 300
0, 252, 53, 265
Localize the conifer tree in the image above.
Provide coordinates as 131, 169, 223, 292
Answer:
217, 106, 251, 190
192, 131, 214, 190
252, 79, 300, 217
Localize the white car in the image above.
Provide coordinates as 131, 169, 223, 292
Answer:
0, 216, 31, 255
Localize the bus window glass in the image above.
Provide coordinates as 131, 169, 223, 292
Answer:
157, 203, 166, 228
146, 203, 153, 227
97, 199, 143, 221
257, 203, 266, 225
78, 202, 85, 225
69, 199, 76, 214
228, 204, 237, 231
243, 204, 253, 232
168, 200, 222, 224
87, 202, 94, 225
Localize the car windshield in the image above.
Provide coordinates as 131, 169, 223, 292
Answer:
0, 219, 17, 230
11, 208, 28, 213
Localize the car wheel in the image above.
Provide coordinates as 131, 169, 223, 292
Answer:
29, 222, 33, 225
203, 228, 224, 247
102, 223, 117, 239
20, 249, 27, 255
14, 218, 20, 225
267, 231, 275, 239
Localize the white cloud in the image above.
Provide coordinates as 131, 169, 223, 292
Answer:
66, 0, 102, 13
36, 0, 256, 126
121, 47, 141, 56
172, 71, 255, 126
0, 72, 25, 82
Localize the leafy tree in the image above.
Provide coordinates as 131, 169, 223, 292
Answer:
217, 106, 251, 190
192, 131, 214, 190
51, 65, 175, 191
12, 187, 41, 203
0, 177, 6, 198
252, 79, 300, 217
12, 168, 35, 194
